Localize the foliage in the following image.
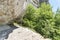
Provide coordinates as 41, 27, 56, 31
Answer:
53, 9, 60, 40
21, 3, 60, 40
55, 9, 60, 26
34, 3, 55, 38
22, 4, 36, 28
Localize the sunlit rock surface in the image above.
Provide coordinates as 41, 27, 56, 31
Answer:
0, 0, 27, 24
0, 0, 48, 24
7, 26, 51, 40
0, 0, 38, 24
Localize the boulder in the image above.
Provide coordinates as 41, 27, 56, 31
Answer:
7, 26, 51, 40
0, 0, 27, 24
0, 0, 48, 24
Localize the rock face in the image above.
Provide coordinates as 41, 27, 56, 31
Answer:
7, 26, 51, 40
0, 0, 27, 24
0, 0, 48, 24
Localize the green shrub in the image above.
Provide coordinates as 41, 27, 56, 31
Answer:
22, 4, 36, 28
21, 3, 60, 40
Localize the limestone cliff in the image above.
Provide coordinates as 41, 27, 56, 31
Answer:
0, 0, 26, 24
0, 0, 48, 24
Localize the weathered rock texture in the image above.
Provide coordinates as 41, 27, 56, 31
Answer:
7, 26, 51, 40
0, 0, 27, 24
0, 0, 48, 24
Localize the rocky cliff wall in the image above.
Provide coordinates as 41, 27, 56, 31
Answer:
0, 0, 27, 24
0, 0, 48, 24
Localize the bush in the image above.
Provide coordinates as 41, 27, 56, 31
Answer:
21, 3, 60, 40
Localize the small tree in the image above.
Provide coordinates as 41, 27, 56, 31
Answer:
55, 8, 60, 27
34, 3, 55, 38
53, 8, 60, 40
22, 4, 37, 28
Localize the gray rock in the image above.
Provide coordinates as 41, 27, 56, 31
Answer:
0, 25, 11, 31
0, 25, 17, 40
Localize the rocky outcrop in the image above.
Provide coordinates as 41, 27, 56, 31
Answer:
0, 0, 48, 24
0, 0, 36, 24
7, 26, 51, 40
0, 0, 27, 24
